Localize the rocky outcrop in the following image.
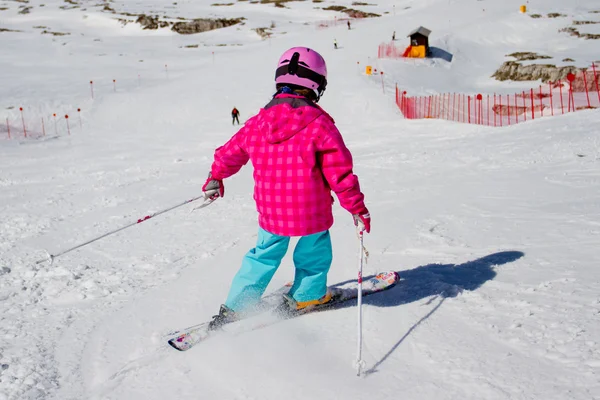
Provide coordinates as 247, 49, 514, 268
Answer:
136, 14, 170, 30
171, 18, 243, 34
492, 62, 581, 82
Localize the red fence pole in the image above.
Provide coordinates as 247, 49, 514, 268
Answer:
559, 81, 564, 114
428, 96, 432, 118
493, 94, 497, 127
90, 81, 94, 99
515, 93, 519, 124
499, 95, 503, 127
19, 107, 27, 138
583, 71, 591, 108
506, 95, 511, 125
549, 83, 554, 116
487, 94, 490, 126
592, 63, 600, 103
65, 115, 70, 135
452, 93, 456, 122
530, 89, 535, 119
567, 73, 575, 112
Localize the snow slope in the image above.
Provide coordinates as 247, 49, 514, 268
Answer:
1, 0, 599, 399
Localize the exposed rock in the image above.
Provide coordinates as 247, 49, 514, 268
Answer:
171, 18, 243, 34
492, 61, 580, 82
506, 52, 552, 61
322, 5, 379, 17
253, 27, 271, 39
136, 14, 170, 29
559, 25, 600, 40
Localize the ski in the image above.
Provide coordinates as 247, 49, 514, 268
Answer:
167, 271, 399, 351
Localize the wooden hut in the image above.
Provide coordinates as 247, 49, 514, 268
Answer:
404, 26, 431, 58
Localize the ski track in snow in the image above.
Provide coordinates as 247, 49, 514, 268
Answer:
1, 0, 600, 399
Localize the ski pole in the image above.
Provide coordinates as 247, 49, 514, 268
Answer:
35, 191, 217, 265
355, 231, 365, 376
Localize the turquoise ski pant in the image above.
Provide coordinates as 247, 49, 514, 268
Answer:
225, 227, 332, 312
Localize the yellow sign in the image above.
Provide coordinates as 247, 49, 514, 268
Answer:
365, 65, 372, 75
520, 5, 526, 13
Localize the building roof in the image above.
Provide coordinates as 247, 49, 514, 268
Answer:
407, 26, 431, 38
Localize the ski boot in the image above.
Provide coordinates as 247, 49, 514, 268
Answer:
208, 304, 238, 331
280, 290, 334, 315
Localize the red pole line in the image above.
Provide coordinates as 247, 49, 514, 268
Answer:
549, 83, 554, 116
530, 89, 535, 119
53, 113, 58, 135
493, 94, 497, 127
113, 79, 117, 92
90, 81, 94, 99
41, 117, 46, 136
499, 95, 502, 127
446, 93, 451, 120
19, 107, 27, 138
65, 115, 71, 135
487, 95, 490, 126
592, 63, 600, 103
522, 91, 527, 121
453, 93, 456, 122
428, 96, 432, 118
514, 93, 519, 123
539, 85, 544, 116
463, 94, 466, 122
583, 71, 591, 108
78, 108, 82, 130
569, 82, 574, 112
506, 95, 510, 125
559, 81, 564, 114
6, 117, 10, 139
468, 96, 472, 124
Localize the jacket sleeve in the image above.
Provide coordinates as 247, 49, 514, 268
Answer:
210, 126, 250, 180
317, 122, 367, 215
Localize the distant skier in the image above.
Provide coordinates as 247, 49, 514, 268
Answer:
334, 39, 338, 49
202, 47, 370, 330
231, 107, 240, 125
347, 20, 351, 30
392, 31, 396, 41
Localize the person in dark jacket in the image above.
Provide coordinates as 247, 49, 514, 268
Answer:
231, 107, 240, 125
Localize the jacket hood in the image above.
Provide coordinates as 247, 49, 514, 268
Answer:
256, 94, 328, 144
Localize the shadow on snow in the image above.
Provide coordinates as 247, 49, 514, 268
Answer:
331, 250, 525, 375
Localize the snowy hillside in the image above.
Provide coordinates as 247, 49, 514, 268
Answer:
1, 0, 599, 399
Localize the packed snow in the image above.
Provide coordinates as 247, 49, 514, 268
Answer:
1, 0, 599, 399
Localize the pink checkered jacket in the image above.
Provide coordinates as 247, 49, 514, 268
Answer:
210, 94, 367, 236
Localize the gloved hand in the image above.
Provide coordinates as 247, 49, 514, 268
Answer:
202, 173, 224, 200
353, 211, 371, 234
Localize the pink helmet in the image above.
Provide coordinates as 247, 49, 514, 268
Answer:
275, 47, 328, 99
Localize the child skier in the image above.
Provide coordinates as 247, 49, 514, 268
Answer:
202, 47, 371, 330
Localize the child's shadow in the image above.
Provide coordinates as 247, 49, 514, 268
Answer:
331, 250, 525, 374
